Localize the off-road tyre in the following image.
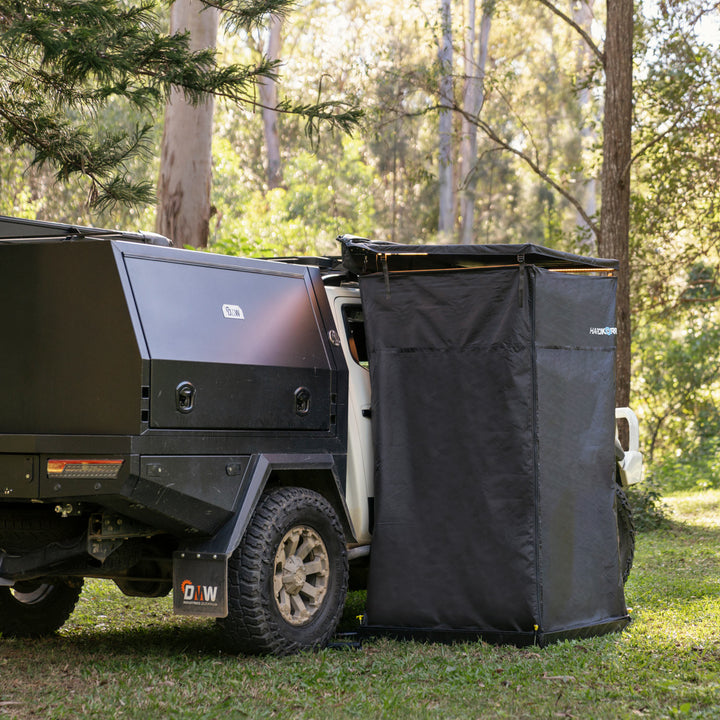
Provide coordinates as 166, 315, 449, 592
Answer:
0, 579, 84, 638
219, 487, 348, 656
616, 486, 635, 584
0, 505, 85, 553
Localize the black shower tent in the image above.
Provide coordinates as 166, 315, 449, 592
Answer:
339, 237, 630, 646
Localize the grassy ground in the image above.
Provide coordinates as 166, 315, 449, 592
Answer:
1, 490, 719, 719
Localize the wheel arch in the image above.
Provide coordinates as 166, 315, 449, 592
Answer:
189, 453, 355, 558
266, 467, 355, 542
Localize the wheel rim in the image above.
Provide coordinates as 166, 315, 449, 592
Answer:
273, 525, 329, 626
10, 582, 55, 605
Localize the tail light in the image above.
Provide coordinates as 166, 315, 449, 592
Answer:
47, 459, 123, 479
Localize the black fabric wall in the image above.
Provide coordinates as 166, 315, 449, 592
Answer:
361, 265, 628, 645
532, 268, 627, 639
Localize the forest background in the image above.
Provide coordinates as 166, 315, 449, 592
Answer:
1, 0, 719, 498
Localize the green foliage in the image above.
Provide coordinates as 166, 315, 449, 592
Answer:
0, 148, 45, 218
632, 260, 720, 491
210, 135, 376, 256
1, 1, 201, 208
627, 482, 669, 531
0, 0, 359, 212
651, 442, 720, 494
631, 1, 720, 309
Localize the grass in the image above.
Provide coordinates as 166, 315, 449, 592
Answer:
1, 490, 719, 719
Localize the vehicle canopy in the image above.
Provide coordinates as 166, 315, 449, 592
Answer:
338, 236, 627, 645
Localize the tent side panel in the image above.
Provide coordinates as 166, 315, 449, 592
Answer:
532, 269, 629, 635
362, 269, 539, 633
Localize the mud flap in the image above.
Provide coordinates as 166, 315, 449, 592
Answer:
173, 551, 228, 618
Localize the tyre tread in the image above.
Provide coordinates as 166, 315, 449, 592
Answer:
616, 485, 635, 584
0, 579, 84, 638
220, 487, 348, 655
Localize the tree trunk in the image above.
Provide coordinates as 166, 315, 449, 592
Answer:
437, 0, 454, 240
459, 1, 492, 245
260, 15, 282, 190
156, 0, 219, 248
572, 0, 598, 254
599, 0, 633, 407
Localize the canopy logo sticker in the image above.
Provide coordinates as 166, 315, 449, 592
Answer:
222, 304, 245, 320
589, 326, 617, 336
180, 579, 220, 606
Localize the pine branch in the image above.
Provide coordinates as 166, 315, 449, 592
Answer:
200, 0, 295, 31
0, 0, 361, 210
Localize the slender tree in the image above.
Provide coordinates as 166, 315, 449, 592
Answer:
260, 15, 283, 190
437, 0, 454, 239
156, 0, 219, 248
572, 0, 599, 252
459, 0, 493, 245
